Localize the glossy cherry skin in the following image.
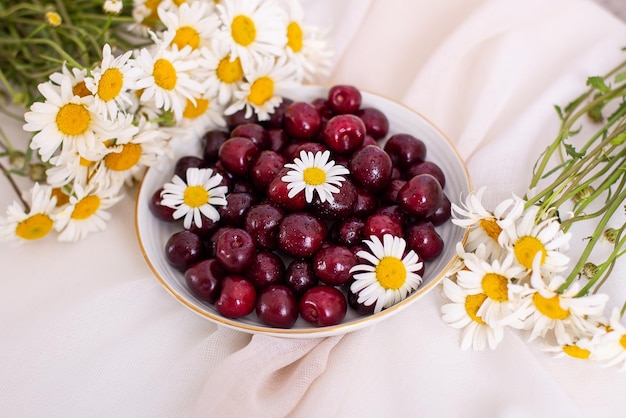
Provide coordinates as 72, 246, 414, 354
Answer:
244, 203, 284, 251
383, 133, 426, 169
348, 145, 393, 192
218, 137, 260, 177
405, 160, 446, 189
284, 259, 318, 297
404, 221, 444, 261
245, 251, 285, 291
327, 85, 362, 114
149, 187, 176, 222
215, 275, 257, 319
249, 150, 286, 191
164, 230, 205, 272
363, 213, 403, 240
255, 285, 299, 329
185, 258, 224, 303
231, 123, 270, 150
277, 212, 327, 258
313, 245, 357, 286
283, 101, 322, 140
202, 130, 229, 163
396, 174, 443, 219
299, 285, 347, 327
323, 114, 366, 155
355, 107, 389, 140
215, 227, 256, 273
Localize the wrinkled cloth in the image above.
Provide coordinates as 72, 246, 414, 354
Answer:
2, 0, 626, 417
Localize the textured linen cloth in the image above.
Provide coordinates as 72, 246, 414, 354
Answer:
1, 0, 626, 417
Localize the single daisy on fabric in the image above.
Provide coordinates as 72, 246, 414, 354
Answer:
214, 0, 287, 73
84, 43, 142, 120
595, 308, 626, 371
54, 183, 124, 242
281, 150, 349, 203
135, 46, 204, 121
498, 204, 571, 275
160, 167, 228, 229
282, 0, 332, 83
451, 187, 525, 258
517, 255, 608, 344
455, 251, 526, 328
349, 234, 424, 314
0, 183, 58, 243
225, 56, 296, 120
440, 277, 504, 350
23, 78, 114, 162
157, 1, 220, 53
198, 40, 246, 106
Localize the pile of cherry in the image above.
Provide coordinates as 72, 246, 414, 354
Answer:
149, 85, 451, 329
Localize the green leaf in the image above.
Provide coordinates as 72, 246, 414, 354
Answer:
554, 104, 564, 121
564, 143, 585, 159
610, 132, 626, 146
615, 71, 626, 83
586, 76, 610, 93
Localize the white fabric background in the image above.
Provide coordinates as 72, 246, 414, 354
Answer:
1, 0, 626, 417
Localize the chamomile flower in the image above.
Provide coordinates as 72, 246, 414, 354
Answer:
45, 150, 99, 189
349, 234, 424, 314
54, 183, 124, 242
135, 46, 204, 121
198, 40, 246, 106
595, 308, 626, 370
517, 255, 608, 344
455, 252, 526, 328
499, 205, 571, 275
282, 0, 332, 83
49, 64, 91, 98
84, 44, 141, 120
94, 115, 170, 189
225, 56, 295, 120
0, 183, 58, 243
440, 277, 503, 350
132, 0, 164, 32
281, 150, 349, 203
542, 336, 598, 361
179, 93, 227, 141
157, 2, 220, 52
160, 167, 228, 229
215, 0, 287, 73
451, 188, 524, 258
103, 0, 123, 15
24, 78, 114, 162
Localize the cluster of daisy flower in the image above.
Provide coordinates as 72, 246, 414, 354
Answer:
440, 64, 626, 369
0, 0, 332, 243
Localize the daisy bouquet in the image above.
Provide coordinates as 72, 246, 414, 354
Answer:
441, 57, 626, 369
0, 0, 331, 242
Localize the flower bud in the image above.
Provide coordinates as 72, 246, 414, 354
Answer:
29, 163, 47, 182
581, 262, 599, 280
103, 0, 123, 15
9, 150, 27, 170
603, 228, 618, 244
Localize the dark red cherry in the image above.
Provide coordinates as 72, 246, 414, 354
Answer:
363, 213, 403, 240
244, 203, 284, 250
355, 107, 389, 140
277, 212, 327, 258
246, 251, 285, 290
202, 130, 229, 163
215, 228, 256, 273
165, 230, 205, 272
256, 285, 299, 329
215, 275, 256, 318
405, 160, 446, 189
218, 137, 260, 177
283, 101, 322, 140
348, 145, 393, 192
404, 221, 444, 261
149, 187, 176, 222
299, 285, 347, 327
284, 259, 318, 297
185, 258, 224, 303
249, 150, 286, 191
396, 174, 443, 218
313, 245, 357, 286
323, 114, 366, 155
383, 133, 426, 168
327, 85, 362, 114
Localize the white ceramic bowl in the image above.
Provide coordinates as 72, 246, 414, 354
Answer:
135, 85, 471, 338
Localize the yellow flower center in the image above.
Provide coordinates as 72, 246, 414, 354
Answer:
303, 167, 326, 186
375, 256, 407, 290
104, 143, 142, 171
56, 103, 91, 136
97, 68, 124, 101
79, 156, 95, 167
479, 218, 502, 242
248, 76, 274, 106
45, 11, 62, 27
51, 188, 70, 207
287, 21, 303, 52
173, 0, 186, 5
216, 56, 244, 84
532, 292, 570, 320
153, 58, 177, 91
465, 293, 487, 325
71, 195, 101, 220
482, 273, 509, 302
144, 0, 162, 23
619, 334, 626, 350
183, 98, 209, 119
15, 213, 54, 240
563, 345, 590, 360
72, 81, 92, 98
514, 236, 546, 269
183, 185, 209, 208
172, 26, 200, 50
231, 15, 256, 46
